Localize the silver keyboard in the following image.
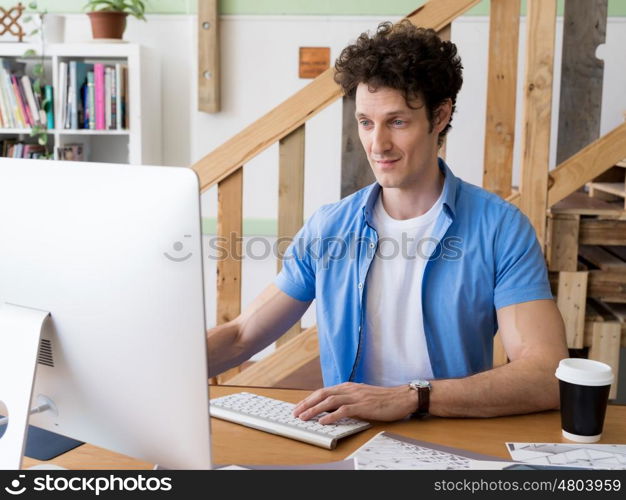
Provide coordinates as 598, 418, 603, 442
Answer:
209, 392, 372, 449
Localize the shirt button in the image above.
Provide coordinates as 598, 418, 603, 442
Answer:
369, 243, 375, 249
358, 282, 363, 289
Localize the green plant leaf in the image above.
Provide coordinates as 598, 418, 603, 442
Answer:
28, 1, 38, 10
23, 49, 37, 57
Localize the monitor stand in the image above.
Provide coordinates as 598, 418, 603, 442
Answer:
0, 303, 50, 469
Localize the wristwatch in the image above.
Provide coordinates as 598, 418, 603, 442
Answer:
408, 379, 432, 418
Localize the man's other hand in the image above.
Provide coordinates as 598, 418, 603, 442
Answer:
292, 382, 417, 424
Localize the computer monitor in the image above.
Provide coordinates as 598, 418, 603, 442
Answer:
0, 158, 212, 469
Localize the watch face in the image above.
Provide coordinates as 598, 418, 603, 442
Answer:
410, 379, 431, 389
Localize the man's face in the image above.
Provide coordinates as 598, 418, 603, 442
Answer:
355, 83, 443, 189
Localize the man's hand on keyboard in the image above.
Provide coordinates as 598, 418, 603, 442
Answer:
292, 382, 418, 424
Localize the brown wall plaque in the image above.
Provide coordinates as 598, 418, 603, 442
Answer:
299, 47, 330, 79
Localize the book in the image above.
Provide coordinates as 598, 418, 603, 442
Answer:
23, 144, 46, 159
21, 75, 40, 126
58, 61, 68, 130
110, 65, 117, 130
119, 64, 127, 129
11, 75, 29, 127
115, 63, 122, 130
44, 85, 54, 129
94, 63, 105, 130
74, 62, 91, 129
68, 60, 77, 129
105, 66, 111, 130
87, 71, 95, 130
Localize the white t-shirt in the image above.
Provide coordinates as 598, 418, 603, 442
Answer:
360, 190, 444, 386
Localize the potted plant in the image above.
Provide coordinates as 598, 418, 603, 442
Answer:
84, 0, 146, 40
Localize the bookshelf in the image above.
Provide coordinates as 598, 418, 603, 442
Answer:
0, 42, 161, 165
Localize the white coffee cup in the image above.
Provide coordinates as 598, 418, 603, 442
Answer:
555, 358, 613, 443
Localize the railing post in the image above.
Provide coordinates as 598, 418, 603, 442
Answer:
198, 0, 220, 113
519, 0, 557, 249
482, 0, 521, 198
276, 125, 306, 346
215, 168, 243, 383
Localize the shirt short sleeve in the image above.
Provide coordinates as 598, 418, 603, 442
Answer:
274, 211, 318, 302
493, 208, 553, 310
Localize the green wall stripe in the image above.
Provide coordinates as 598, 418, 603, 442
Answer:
202, 217, 278, 236
2, 1, 626, 16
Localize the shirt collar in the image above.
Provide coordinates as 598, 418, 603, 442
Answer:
362, 157, 458, 225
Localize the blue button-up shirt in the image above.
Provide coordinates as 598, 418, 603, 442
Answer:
275, 159, 553, 386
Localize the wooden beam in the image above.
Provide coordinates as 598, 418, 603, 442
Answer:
557, 271, 588, 349
556, 0, 607, 164
579, 219, 626, 245
578, 245, 626, 272
198, 0, 220, 113
192, 0, 481, 192
276, 125, 305, 346
227, 326, 319, 387
548, 122, 626, 206
216, 169, 243, 383
519, 0, 557, 248
588, 322, 621, 399
482, 0, 520, 198
546, 214, 579, 271
588, 271, 626, 303
340, 94, 374, 198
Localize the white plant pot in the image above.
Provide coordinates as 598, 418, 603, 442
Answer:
42, 14, 65, 43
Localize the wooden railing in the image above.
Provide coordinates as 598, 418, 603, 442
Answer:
194, 0, 626, 385
193, 0, 481, 382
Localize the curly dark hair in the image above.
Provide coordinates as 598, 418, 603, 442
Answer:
334, 20, 463, 145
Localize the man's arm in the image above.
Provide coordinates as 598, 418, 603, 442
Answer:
293, 299, 568, 423
428, 298, 568, 417
207, 284, 312, 378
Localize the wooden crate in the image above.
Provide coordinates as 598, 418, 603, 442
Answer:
547, 190, 626, 399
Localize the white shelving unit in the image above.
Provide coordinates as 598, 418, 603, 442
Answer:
0, 42, 161, 165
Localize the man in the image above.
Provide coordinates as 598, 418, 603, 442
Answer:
207, 21, 568, 424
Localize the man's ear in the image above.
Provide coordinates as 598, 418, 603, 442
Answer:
434, 99, 452, 132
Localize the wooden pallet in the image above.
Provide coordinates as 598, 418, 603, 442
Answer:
586, 161, 626, 209
547, 191, 626, 399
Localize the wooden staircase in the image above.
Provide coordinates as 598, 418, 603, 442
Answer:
192, 0, 626, 387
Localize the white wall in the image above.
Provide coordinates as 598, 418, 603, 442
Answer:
61, 14, 626, 353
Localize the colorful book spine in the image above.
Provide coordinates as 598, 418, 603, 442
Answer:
44, 85, 54, 129
58, 61, 68, 130
94, 63, 105, 130
21, 75, 40, 126
104, 66, 111, 130
11, 75, 28, 127
115, 63, 122, 130
69, 61, 78, 130
0, 67, 9, 128
87, 71, 95, 130
2, 69, 18, 128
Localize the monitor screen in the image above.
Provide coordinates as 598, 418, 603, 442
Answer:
0, 158, 212, 469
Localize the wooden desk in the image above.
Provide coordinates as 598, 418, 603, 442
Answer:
23, 385, 626, 469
